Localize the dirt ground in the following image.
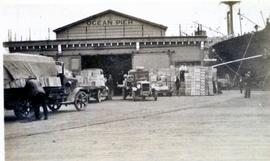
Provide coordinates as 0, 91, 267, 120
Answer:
4, 90, 270, 161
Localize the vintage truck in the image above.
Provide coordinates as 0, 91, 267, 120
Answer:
151, 68, 174, 96
4, 53, 88, 119
76, 68, 109, 102
121, 67, 158, 101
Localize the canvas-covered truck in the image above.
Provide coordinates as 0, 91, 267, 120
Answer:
120, 67, 158, 101
4, 53, 88, 119
76, 68, 109, 102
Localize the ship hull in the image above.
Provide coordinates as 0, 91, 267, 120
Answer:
212, 24, 270, 89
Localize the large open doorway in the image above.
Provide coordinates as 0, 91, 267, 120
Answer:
81, 54, 132, 95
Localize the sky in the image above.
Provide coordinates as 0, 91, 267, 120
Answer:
0, 0, 269, 52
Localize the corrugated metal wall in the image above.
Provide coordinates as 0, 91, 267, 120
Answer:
56, 13, 165, 39
172, 47, 202, 62
58, 56, 81, 72
133, 53, 170, 69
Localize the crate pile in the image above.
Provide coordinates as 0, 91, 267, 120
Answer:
77, 69, 106, 87
185, 66, 214, 96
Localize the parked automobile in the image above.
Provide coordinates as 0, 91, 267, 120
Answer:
152, 80, 173, 96
121, 67, 158, 101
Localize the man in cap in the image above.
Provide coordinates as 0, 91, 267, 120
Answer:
106, 74, 114, 100
243, 71, 252, 98
25, 77, 48, 120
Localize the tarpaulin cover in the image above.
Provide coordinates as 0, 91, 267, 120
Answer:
4, 53, 58, 82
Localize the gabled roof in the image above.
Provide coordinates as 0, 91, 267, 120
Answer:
53, 9, 167, 33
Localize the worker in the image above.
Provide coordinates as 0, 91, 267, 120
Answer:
243, 71, 252, 98
175, 76, 180, 96
25, 77, 48, 120
106, 74, 114, 100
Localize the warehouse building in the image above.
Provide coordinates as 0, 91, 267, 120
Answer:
3, 9, 207, 93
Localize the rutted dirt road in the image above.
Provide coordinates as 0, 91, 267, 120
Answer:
5, 91, 270, 161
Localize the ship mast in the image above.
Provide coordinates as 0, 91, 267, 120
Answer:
221, 1, 240, 36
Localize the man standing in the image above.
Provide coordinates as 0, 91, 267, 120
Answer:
239, 76, 244, 94
175, 76, 180, 96
106, 74, 114, 100
25, 77, 48, 120
244, 71, 252, 98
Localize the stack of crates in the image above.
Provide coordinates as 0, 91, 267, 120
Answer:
206, 68, 213, 95
193, 67, 202, 95
200, 67, 206, 95
184, 72, 192, 96
184, 66, 215, 96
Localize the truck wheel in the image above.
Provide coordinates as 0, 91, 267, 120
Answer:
74, 91, 88, 111
48, 104, 62, 112
96, 90, 102, 103
132, 91, 136, 101
14, 99, 34, 120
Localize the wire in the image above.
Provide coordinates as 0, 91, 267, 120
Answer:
215, 54, 241, 77
232, 33, 254, 84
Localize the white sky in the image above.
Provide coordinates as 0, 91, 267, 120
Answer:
0, 0, 269, 49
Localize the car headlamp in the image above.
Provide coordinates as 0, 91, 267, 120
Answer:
136, 83, 141, 89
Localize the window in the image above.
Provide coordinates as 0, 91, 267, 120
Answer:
145, 42, 151, 45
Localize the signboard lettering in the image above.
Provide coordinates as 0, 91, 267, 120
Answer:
87, 19, 133, 26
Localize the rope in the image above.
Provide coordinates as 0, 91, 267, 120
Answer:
215, 53, 240, 77
232, 33, 254, 84
263, 70, 270, 89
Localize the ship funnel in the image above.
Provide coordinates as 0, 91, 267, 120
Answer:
221, 1, 240, 36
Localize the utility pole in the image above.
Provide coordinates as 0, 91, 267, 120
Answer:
48, 28, 50, 40
29, 28, 31, 41
8, 29, 12, 41
238, 9, 243, 35
260, 11, 266, 26
179, 24, 182, 36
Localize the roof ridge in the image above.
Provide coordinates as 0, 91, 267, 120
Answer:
53, 9, 167, 33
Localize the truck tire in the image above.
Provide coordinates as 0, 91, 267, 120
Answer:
96, 90, 102, 103
74, 91, 88, 111
14, 99, 34, 120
